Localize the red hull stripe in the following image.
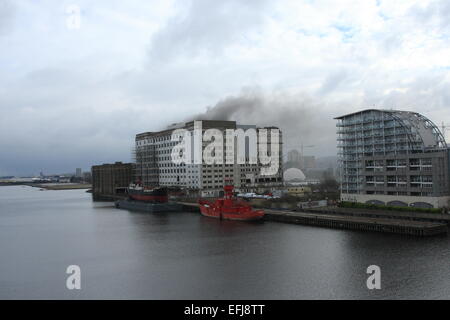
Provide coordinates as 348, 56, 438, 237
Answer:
199, 207, 264, 221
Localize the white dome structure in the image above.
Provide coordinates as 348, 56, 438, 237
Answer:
283, 168, 306, 181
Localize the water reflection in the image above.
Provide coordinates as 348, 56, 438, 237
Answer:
0, 186, 449, 299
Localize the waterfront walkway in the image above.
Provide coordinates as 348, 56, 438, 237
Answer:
177, 202, 448, 237
305, 206, 450, 224
264, 209, 447, 237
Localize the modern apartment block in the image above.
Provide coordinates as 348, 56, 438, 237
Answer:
134, 120, 283, 196
335, 109, 450, 208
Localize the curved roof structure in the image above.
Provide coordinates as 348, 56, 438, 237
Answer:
284, 168, 306, 181
336, 109, 447, 152
390, 110, 446, 149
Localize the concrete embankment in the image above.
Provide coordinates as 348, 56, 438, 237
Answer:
304, 206, 450, 225
176, 202, 447, 237
264, 209, 447, 237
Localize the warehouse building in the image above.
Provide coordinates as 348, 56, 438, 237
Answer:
91, 162, 133, 200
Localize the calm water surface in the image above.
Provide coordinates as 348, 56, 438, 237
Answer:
0, 185, 449, 299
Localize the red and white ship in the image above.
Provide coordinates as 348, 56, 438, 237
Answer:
198, 184, 264, 221
127, 182, 168, 203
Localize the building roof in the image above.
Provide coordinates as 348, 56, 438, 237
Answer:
335, 108, 447, 150
283, 168, 306, 181
334, 108, 407, 119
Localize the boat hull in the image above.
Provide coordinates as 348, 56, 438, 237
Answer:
127, 187, 168, 203
199, 203, 264, 221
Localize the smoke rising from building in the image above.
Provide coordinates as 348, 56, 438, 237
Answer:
188, 88, 337, 156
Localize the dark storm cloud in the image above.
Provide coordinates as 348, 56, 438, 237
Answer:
0, 67, 141, 176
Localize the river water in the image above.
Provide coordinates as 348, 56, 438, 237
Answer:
0, 185, 449, 299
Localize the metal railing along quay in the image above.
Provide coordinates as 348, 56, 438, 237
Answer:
176, 202, 448, 237
264, 209, 447, 237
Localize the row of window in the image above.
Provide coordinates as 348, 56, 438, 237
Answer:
365, 175, 432, 182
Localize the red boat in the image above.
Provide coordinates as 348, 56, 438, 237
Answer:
127, 182, 168, 203
198, 185, 264, 221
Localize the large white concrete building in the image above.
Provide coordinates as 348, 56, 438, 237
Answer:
134, 120, 283, 196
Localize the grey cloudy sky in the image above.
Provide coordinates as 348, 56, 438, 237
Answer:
1, 0, 449, 176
